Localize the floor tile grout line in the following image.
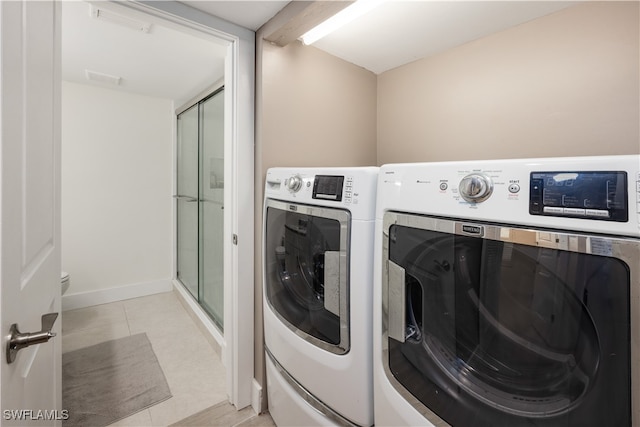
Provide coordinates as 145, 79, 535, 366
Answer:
122, 301, 133, 337
123, 298, 170, 427
230, 413, 259, 427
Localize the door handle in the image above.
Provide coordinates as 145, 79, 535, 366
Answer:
387, 261, 406, 343
323, 251, 340, 317
172, 195, 198, 202
6, 312, 58, 364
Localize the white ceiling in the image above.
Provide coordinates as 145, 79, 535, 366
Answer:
179, 1, 290, 31
312, 1, 576, 74
62, 1, 578, 104
62, 1, 229, 107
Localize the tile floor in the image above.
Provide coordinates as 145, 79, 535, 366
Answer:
169, 401, 275, 427
62, 290, 268, 426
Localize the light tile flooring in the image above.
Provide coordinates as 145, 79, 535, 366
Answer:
62, 290, 271, 426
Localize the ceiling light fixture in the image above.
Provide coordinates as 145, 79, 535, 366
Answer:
90, 5, 152, 33
300, 0, 386, 45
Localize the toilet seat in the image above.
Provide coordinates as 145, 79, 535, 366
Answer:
61, 271, 70, 294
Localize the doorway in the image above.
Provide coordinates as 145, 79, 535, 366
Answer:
61, 0, 255, 411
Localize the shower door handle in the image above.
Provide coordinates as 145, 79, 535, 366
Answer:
173, 195, 198, 202
6, 313, 58, 364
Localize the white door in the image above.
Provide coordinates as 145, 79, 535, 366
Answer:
0, 1, 62, 425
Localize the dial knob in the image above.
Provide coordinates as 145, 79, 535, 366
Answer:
459, 173, 493, 203
287, 175, 303, 193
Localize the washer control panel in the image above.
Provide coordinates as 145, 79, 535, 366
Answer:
377, 155, 639, 237
287, 175, 303, 193
636, 172, 640, 226
265, 167, 379, 220
459, 173, 494, 203
529, 171, 628, 222
312, 175, 345, 201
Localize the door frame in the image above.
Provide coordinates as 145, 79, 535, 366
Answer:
121, 0, 255, 411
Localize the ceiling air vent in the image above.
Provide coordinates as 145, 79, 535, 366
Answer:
85, 70, 121, 86
89, 5, 152, 33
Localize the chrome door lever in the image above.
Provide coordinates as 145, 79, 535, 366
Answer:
6, 312, 58, 364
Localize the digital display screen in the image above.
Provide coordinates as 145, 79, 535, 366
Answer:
529, 171, 628, 222
312, 175, 344, 201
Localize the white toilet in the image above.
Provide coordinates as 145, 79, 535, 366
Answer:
61, 271, 70, 295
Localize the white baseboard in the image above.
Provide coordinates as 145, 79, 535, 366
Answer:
61, 279, 174, 311
251, 378, 263, 415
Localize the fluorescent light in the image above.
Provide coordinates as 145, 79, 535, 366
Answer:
90, 5, 152, 33
300, 0, 386, 45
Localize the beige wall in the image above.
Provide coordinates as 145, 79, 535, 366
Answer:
377, 1, 640, 164
255, 37, 377, 409
262, 41, 377, 169
254, 0, 638, 412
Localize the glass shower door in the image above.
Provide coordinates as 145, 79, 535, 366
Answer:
200, 90, 224, 328
176, 88, 225, 331
176, 104, 199, 298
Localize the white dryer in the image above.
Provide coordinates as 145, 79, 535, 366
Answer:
373, 155, 640, 426
263, 167, 378, 426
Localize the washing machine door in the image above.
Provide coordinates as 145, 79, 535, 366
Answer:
265, 199, 350, 354
382, 212, 637, 427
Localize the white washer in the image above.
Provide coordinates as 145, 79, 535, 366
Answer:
373, 155, 640, 426
263, 167, 378, 426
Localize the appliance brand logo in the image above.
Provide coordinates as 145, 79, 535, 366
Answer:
462, 224, 483, 235
289, 204, 297, 211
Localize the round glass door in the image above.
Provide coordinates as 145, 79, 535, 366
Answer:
383, 213, 632, 427
265, 200, 350, 354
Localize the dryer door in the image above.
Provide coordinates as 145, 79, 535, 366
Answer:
265, 199, 350, 354
382, 212, 638, 427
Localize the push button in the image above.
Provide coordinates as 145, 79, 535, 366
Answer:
586, 209, 610, 218
544, 206, 563, 214
635, 172, 640, 224
563, 208, 586, 216
636, 173, 640, 217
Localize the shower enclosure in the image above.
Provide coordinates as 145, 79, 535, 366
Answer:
176, 87, 224, 330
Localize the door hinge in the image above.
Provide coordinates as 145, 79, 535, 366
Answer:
233, 234, 238, 245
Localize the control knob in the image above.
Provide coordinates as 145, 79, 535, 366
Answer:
287, 175, 303, 193
459, 173, 493, 203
